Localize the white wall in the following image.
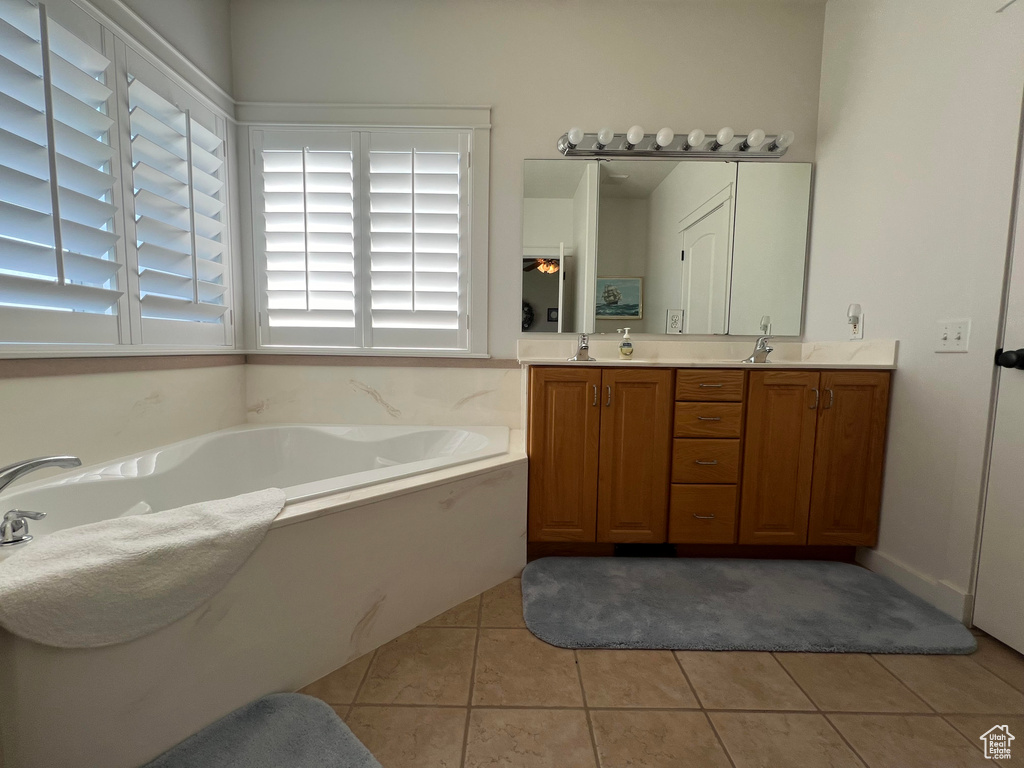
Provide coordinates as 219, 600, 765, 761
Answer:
229, 0, 826, 357
804, 0, 1024, 617
596, 198, 650, 333
0, 366, 247, 469
118, 0, 234, 92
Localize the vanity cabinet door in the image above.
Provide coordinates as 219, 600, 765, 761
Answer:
740, 371, 820, 544
808, 371, 890, 546
528, 367, 603, 541
596, 369, 674, 543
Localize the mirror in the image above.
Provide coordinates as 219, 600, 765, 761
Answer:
521, 159, 812, 335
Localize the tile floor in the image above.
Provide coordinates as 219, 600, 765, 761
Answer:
301, 577, 1024, 768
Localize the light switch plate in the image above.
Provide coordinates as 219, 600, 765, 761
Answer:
666, 309, 684, 334
936, 319, 971, 353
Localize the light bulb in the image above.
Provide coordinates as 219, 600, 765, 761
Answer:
716, 127, 735, 146
775, 130, 795, 149
655, 127, 674, 148
566, 127, 584, 147
744, 128, 766, 149
626, 125, 645, 146
686, 129, 705, 148
596, 127, 615, 147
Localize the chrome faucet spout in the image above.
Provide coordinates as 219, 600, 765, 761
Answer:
0, 456, 82, 495
568, 333, 596, 362
743, 335, 774, 364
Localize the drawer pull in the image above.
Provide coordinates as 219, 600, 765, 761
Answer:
592, 384, 598, 407
695, 459, 719, 465
693, 513, 717, 520
698, 383, 724, 388
697, 416, 722, 421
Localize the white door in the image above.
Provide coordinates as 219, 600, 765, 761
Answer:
974, 131, 1024, 653
680, 191, 733, 334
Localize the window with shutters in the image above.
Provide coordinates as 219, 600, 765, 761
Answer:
251, 127, 477, 354
0, 0, 124, 344
0, 0, 234, 352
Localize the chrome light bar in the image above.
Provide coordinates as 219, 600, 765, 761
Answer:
557, 128, 793, 159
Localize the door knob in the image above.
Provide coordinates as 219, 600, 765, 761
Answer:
996, 348, 1024, 369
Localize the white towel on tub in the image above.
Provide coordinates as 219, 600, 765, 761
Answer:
0, 488, 286, 648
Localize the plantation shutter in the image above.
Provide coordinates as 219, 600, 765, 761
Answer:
0, 0, 123, 344
255, 130, 359, 347
127, 54, 231, 346
365, 131, 469, 350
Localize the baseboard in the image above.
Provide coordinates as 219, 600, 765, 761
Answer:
856, 548, 971, 623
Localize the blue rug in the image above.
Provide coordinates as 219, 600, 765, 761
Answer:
143, 693, 381, 768
522, 557, 976, 654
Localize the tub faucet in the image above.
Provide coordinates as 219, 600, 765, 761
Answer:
0, 456, 81, 546
0, 456, 82, 495
568, 333, 595, 362
743, 335, 774, 364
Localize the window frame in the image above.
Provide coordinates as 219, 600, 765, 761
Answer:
241, 105, 490, 359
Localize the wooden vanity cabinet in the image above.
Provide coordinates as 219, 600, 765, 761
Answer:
528, 365, 891, 550
527, 366, 674, 543
740, 370, 890, 546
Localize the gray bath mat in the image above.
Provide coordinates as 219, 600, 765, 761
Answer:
521, 557, 976, 654
143, 693, 381, 768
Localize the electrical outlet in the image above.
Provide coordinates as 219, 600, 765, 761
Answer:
936, 319, 971, 353
849, 313, 864, 340
666, 309, 684, 334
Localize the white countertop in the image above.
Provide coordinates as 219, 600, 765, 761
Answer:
517, 339, 898, 370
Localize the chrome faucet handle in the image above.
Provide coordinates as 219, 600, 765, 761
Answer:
0, 456, 82, 495
1, 509, 46, 546
568, 332, 595, 362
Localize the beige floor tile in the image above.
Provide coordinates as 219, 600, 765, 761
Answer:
944, 714, 1024, 755
577, 650, 698, 709
874, 654, 1024, 714
345, 706, 467, 768
711, 712, 863, 768
423, 596, 482, 628
775, 653, 930, 713
472, 628, 583, 707
676, 651, 813, 710
971, 636, 1024, 692
465, 708, 596, 768
480, 578, 526, 628
357, 627, 476, 705
299, 652, 373, 705
829, 714, 992, 768
591, 710, 732, 768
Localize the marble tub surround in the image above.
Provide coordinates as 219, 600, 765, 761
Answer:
302, 577, 1024, 768
245, 364, 522, 428
517, 338, 899, 369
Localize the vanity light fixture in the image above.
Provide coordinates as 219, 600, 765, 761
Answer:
709, 127, 735, 151
556, 127, 794, 158
738, 128, 766, 151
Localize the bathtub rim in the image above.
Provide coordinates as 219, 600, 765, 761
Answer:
0, 423, 520, 537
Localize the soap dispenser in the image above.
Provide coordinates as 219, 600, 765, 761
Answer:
617, 328, 634, 359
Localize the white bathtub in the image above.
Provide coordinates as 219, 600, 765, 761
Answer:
0, 424, 527, 768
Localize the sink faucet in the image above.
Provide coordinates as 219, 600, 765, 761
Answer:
0, 456, 81, 546
743, 335, 774, 364
568, 333, 595, 362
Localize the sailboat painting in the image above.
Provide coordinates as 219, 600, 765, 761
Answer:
595, 277, 643, 319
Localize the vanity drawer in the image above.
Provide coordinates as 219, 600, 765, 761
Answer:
675, 370, 746, 402
669, 485, 738, 543
672, 439, 740, 483
673, 403, 743, 438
